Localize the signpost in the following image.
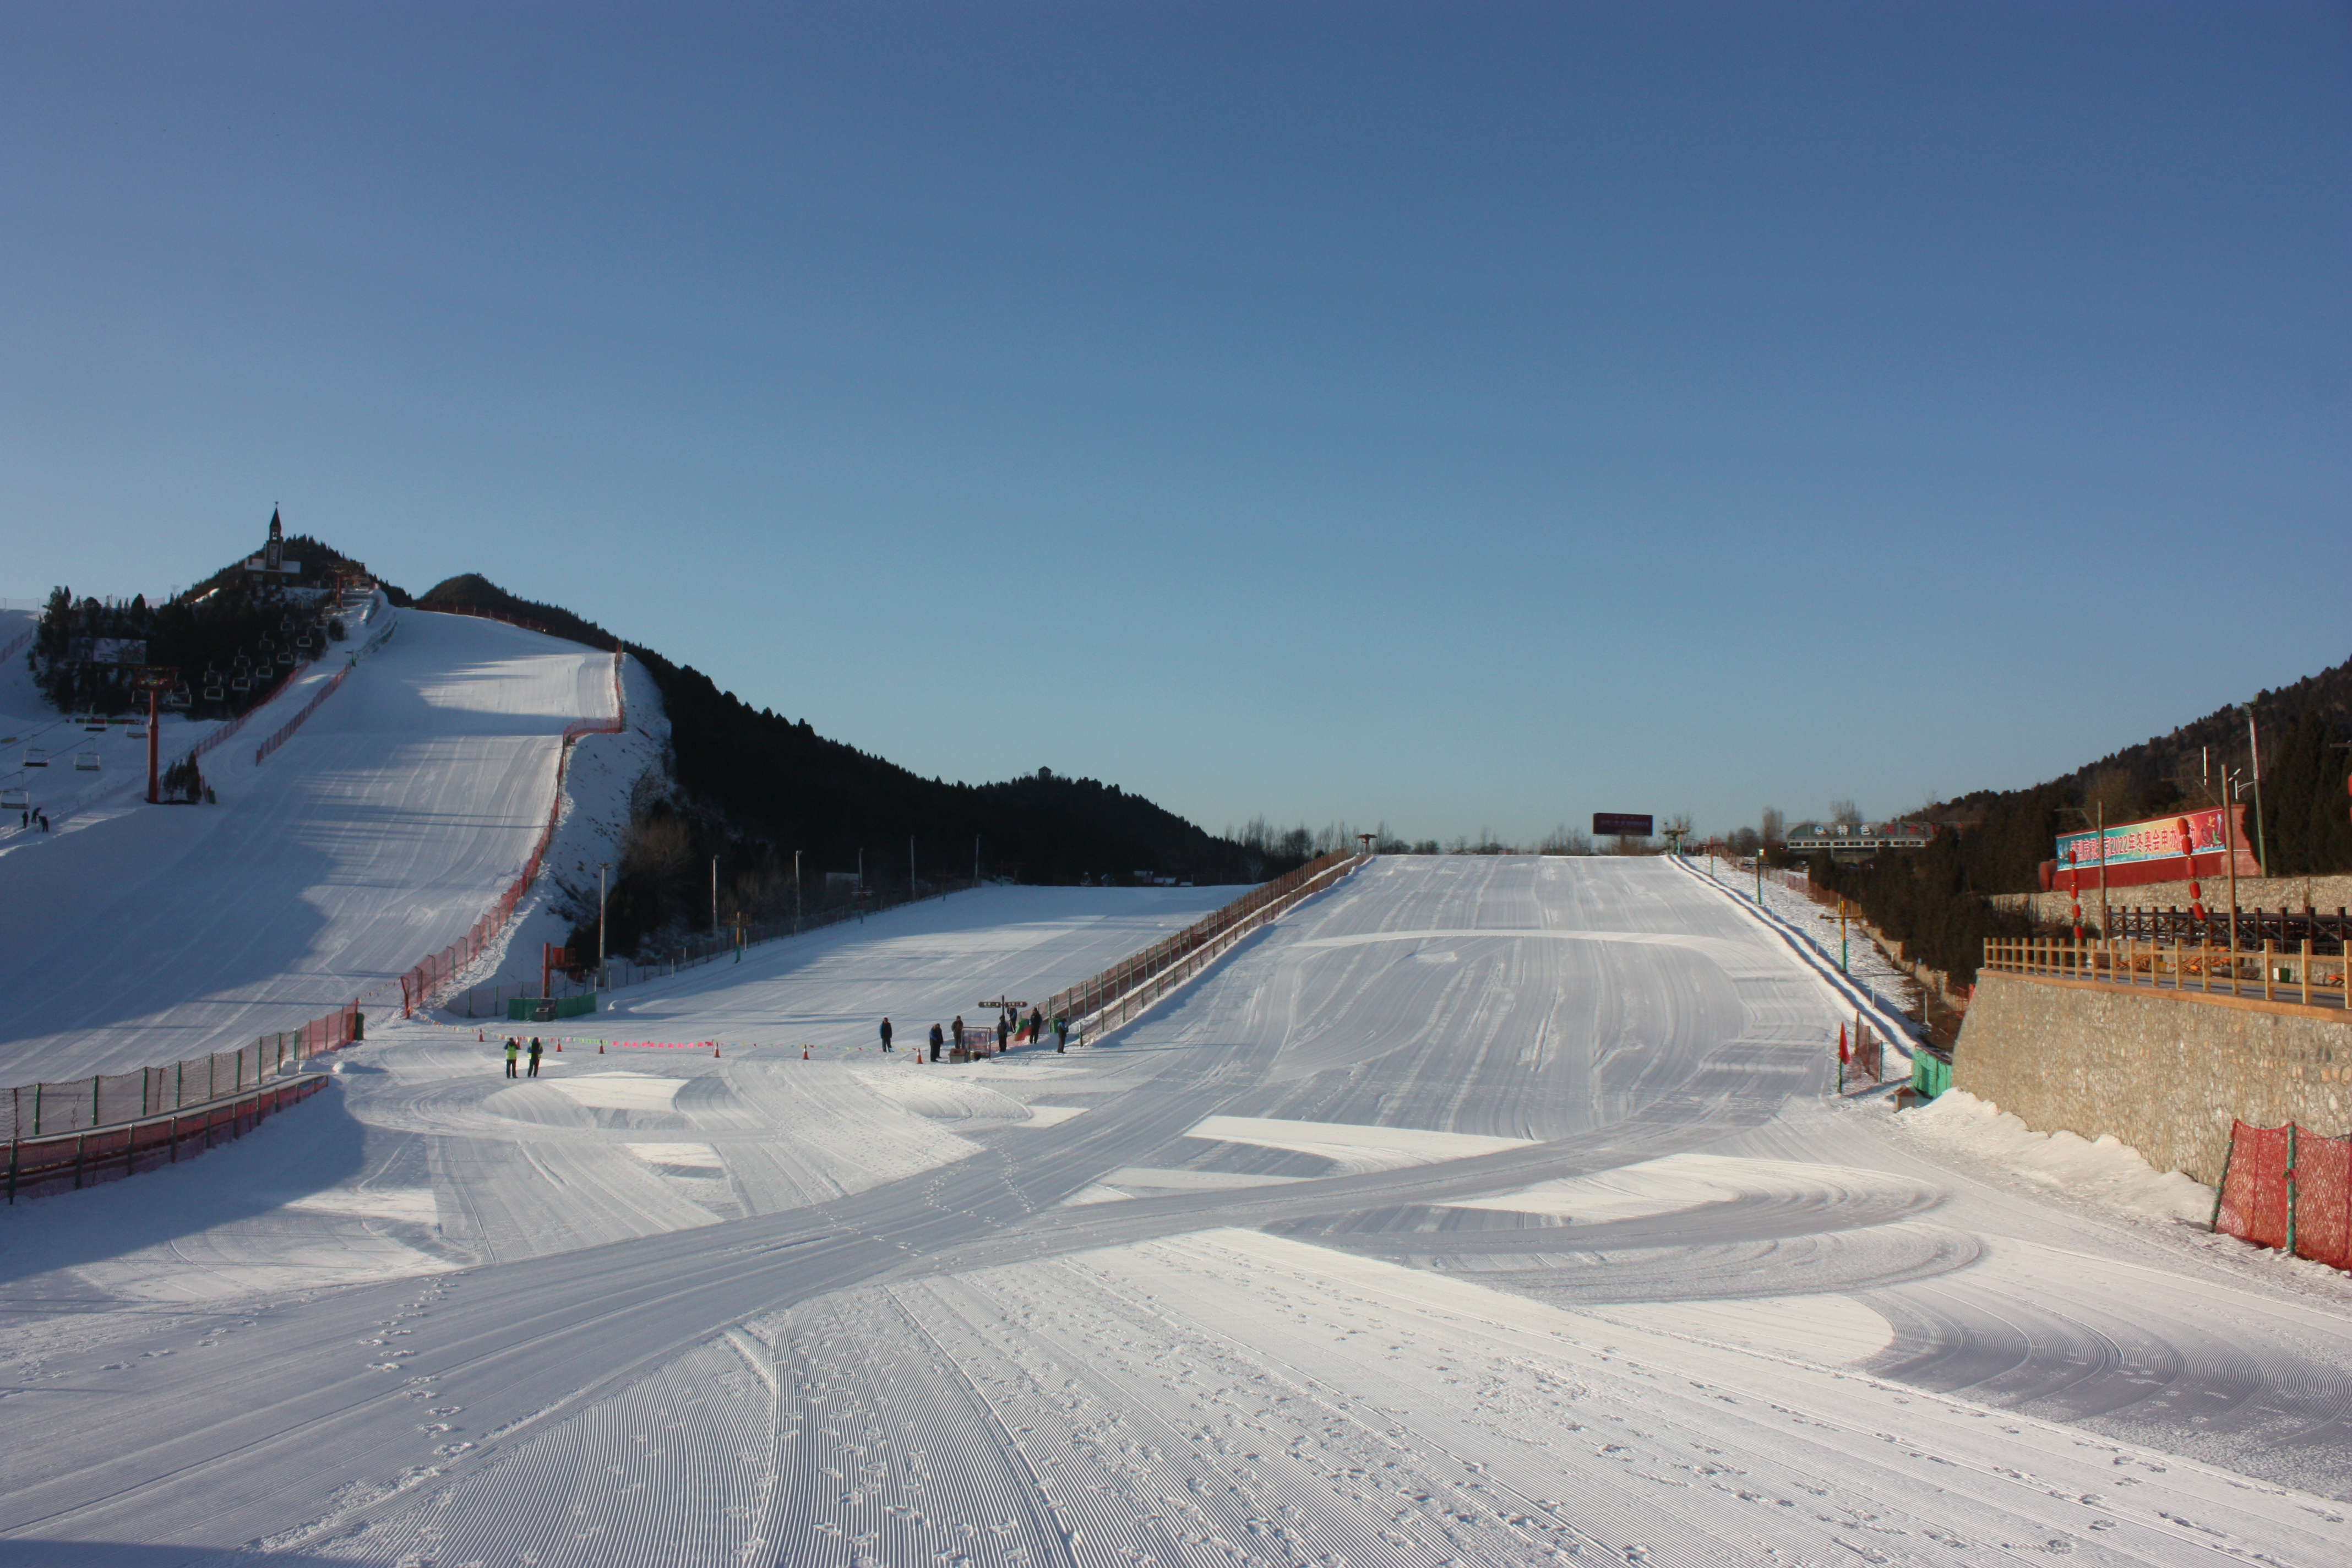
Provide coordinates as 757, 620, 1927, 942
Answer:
1592, 813, 1653, 837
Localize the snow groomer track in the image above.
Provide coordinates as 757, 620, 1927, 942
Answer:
2, 856, 2348, 1566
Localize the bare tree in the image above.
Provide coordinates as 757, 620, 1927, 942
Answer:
1539, 824, 1593, 856
1828, 799, 1863, 827
1760, 805, 1784, 846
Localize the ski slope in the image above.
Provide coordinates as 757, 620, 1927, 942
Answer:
0, 607, 617, 1082
2, 857, 2346, 1565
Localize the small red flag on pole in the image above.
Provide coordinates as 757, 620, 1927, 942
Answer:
1838, 1021, 1849, 1063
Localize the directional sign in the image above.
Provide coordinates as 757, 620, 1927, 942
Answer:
1593, 813, 1653, 837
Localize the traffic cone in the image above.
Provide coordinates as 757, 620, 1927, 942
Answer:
802, 1043, 810, 1060
598, 1040, 605, 1054
713, 1042, 721, 1058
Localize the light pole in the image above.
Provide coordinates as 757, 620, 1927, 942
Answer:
598, 862, 609, 988
2245, 705, 2268, 875
794, 848, 802, 932
710, 854, 719, 934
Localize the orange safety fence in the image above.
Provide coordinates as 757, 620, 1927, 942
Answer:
399, 649, 628, 1015
2214, 1119, 2351, 1270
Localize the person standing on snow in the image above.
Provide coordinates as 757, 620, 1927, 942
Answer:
928, 1022, 944, 1061
527, 1037, 543, 1077
951, 1014, 965, 1053
995, 1012, 1009, 1054
503, 1038, 520, 1078
1054, 1015, 1069, 1053
1028, 1006, 1043, 1046
879, 1016, 894, 1052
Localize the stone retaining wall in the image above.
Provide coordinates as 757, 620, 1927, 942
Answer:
1994, 874, 2352, 928
1953, 972, 2351, 1183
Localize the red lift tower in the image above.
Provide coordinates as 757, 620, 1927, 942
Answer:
132, 666, 178, 804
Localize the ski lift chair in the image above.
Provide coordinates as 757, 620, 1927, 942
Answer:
203, 684, 225, 702
83, 714, 106, 731
277, 648, 295, 665
24, 748, 47, 767
0, 787, 26, 811
230, 675, 252, 694
74, 752, 101, 771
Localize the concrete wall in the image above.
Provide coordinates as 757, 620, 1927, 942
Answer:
1994, 873, 2352, 927
1953, 972, 2351, 1184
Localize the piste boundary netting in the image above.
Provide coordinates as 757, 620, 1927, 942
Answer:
1044, 851, 1365, 1037
2214, 1119, 2351, 1271
399, 648, 628, 1015
3, 1006, 357, 1143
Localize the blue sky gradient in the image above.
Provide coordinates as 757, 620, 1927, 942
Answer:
4, 2, 2345, 842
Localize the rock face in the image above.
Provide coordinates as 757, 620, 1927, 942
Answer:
1955, 971, 2350, 1183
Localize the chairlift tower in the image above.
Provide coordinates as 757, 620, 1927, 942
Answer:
130, 666, 177, 804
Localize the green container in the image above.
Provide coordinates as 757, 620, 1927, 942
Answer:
1910, 1049, 1952, 1099
507, 994, 596, 1023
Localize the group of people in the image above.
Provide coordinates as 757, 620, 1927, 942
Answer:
500, 1036, 546, 1077
17, 810, 51, 832
880, 1006, 1074, 1062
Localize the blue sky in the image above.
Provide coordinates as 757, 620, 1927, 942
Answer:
4, 2, 2345, 843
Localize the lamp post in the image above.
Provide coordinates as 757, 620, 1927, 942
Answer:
2245, 705, 2268, 876
793, 849, 802, 932
597, 862, 609, 988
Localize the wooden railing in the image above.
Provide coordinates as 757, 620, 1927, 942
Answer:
1981, 935, 2349, 1009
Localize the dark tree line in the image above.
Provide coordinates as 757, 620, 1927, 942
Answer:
1806, 654, 2352, 986
400, 578, 1314, 961
32, 536, 390, 718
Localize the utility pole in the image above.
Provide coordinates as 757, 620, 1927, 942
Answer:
2246, 706, 2268, 876
794, 849, 802, 932
598, 862, 609, 988
711, 854, 718, 934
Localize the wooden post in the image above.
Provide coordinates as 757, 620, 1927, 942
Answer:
2263, 939, 2275, 1003
2302, 938, 2312, 1006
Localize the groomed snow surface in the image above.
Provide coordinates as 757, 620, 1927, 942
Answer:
4, 851, 2350, 1564
0, 606, 617, 1080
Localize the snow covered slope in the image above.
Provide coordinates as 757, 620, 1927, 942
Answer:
2, 856, 2348, 1565
0, 608, 616, 1081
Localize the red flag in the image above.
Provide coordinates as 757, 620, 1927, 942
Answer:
1838, 1021, 1849, 1063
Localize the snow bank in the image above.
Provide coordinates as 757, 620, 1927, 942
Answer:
1898, 1088, 2213, 1222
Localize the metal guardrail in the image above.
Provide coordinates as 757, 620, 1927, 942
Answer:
1045, 851, 1366, 1039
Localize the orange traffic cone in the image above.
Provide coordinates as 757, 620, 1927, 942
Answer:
713, 1042, 721, 1058
802, 1043, 810, 1060
598, 1040, 605, 1054
555, 1038, 562, 1052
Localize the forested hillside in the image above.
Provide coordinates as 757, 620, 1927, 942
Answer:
1806, 653, 2352, 986
409, 575, 1302, 957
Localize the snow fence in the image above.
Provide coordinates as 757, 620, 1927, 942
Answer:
2214, 1119, 2352, 1271
4, 1011, 354, 1202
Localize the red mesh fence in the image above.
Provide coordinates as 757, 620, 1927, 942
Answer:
3, 1006, 360, 1144
2214, 1120, 2352, 1270
2217, 1121, 2292, 1250
2292, 1126, 2351, 1271
399, 649, 627, 1016
6, 1077, 328, 1202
